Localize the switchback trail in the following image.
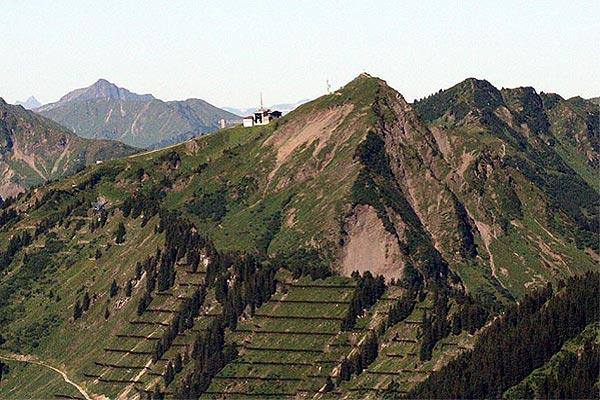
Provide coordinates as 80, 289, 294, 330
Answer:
0, 353, 92, 400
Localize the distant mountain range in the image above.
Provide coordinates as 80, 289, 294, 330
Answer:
37, 79, 155, 113
223, 99, 310, 117
37, 79, 240, 149
14, 96, 41, 109
0, 98, 136, 199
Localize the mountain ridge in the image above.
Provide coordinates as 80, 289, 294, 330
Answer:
0, 98, 137, 198
0, 74, 596, 399
36, 79, 155, 112
14, 96, 41, 110
37, 79, 240, 149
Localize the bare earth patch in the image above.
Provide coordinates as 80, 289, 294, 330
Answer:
429, 126, 452, 160
341, 204, 404, 281
263, 104, 355, 182
458, 149, 476, 179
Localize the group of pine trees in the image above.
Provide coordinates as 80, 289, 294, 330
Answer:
121, 188, 164, 226
0, 230, 32, 271
407, 272, 600, 399
338, 333, 379, 383
341, 271, 386, 330
73, 291, 91, 320
0, 208, 19, 231
170, 318, 238, 399
214, 254, 278, 330
152, 286, 206, 363
518, 337, 599, 399
419, 284, 451, 361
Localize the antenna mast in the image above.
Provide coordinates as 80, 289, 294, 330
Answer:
326, 80, 331, 94
260, 92, 264, 111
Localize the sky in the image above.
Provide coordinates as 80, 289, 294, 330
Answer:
1, 0, 598, 108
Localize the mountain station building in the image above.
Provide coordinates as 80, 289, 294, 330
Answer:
243, 109, 282, 127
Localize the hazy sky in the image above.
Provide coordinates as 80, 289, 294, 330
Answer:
1, 0, 598, 107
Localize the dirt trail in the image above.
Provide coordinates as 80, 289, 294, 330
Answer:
117, 358, 153, 400
0, 353, 92, 400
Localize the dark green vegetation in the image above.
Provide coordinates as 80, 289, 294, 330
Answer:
408, 272, 599, 399
0, 74, 597, 399
0, 98, 136, 199
38, 79, 240, 149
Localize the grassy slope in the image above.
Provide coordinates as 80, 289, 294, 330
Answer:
0, 75, 596, 398
39, 98, 240, 149
0, 357, 84, 399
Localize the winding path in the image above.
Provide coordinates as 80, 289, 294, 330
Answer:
0, 353, 92, 400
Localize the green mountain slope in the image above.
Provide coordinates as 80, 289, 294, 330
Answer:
412, 78, 599, 297
38, 80, 241, 149
407, 273, 599, 399
0, 74, 596, 399
0, 98, 136, 199
504, 322, 599, 399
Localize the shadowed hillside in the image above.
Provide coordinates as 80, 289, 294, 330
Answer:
0, 98, 136, 199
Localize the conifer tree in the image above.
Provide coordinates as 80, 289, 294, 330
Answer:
110, 280, 119, 297
115, 222, 126, 244
135, 262, 143, 279
0, 361, 8, 384
82, 292, 90, 311
339, 357, 352, 382
73, 299, 82, 320
174, 353, 183, 373
164, 361, 175, 387
324, 376, 334, 392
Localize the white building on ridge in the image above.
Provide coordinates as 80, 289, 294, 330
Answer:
243, 94, 282, 127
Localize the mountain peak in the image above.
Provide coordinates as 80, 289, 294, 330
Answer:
15, 96, 42, 109
328, 73, 396, 105
37, 79, 155, 112
73, 78, 155, 102
414, 77, 504, 123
